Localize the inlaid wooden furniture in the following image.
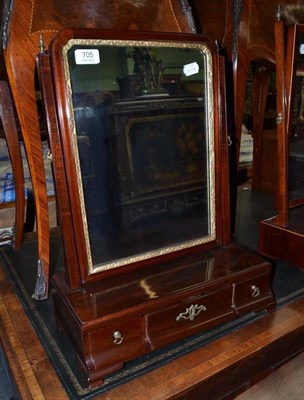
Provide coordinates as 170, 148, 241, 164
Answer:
1, 0, 195, 299
191, 1, 304, 191
259, 22, 304, 269
0, 80, 24, 249
191, 0, 274, 160
36, 28, 275, 387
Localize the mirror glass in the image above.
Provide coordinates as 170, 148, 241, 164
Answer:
64, 39, 215, 273
289, 27, 304, 202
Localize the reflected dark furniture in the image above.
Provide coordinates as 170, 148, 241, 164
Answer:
108, 97, 207, 227
37, 28, 275, 387
259, 22, 304, 269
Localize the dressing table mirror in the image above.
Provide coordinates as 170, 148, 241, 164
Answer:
37, 28, 275, 387
287, 24, 304, 206
260, 22, 304, 269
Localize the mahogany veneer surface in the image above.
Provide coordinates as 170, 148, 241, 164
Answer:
2, 241, 304, 399
259, 204, 304, 269
52, 244, 275, 387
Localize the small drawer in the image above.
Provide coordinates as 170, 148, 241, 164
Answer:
232, 273, 273, 312
147, 286, 234, 346
87, 317, 144, 369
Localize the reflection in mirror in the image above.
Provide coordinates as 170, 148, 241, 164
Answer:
64, 40, 215, 273
289, 28, 304, 202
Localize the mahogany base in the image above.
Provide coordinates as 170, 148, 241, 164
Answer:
259, 206, 304, 270
52, 244, 275, 387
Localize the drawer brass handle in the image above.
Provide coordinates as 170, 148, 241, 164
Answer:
176, 304, 207, 322
113, 330, 124, 345
251, 285, 261, 298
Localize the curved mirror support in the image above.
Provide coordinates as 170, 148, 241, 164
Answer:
62, 39, 215, 273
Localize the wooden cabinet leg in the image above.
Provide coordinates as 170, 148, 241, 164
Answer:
3, 64, 51, 300
0, 81, 25, 250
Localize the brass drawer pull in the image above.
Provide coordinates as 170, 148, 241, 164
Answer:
176, 304, 207, 322
251, 285, 261, 298
113, 330, 124, 345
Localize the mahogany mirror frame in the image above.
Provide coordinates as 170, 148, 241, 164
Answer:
38, 28, 231, 289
